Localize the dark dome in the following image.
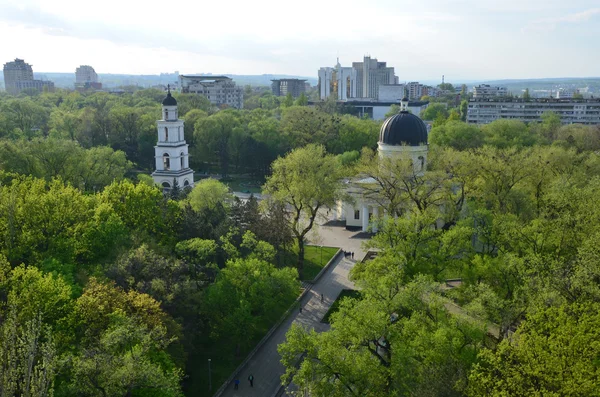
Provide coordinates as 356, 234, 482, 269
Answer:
162, 91, 177, 106
379, 111, 428, 146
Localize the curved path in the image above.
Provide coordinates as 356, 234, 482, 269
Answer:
219, 222, 369, 397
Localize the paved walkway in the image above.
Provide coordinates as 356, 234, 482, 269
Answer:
219, 221, 370, 397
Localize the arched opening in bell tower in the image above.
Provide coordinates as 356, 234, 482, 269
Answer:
163, 153, 170, 170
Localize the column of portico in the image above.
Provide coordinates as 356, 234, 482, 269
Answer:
361, 205, 369, 232
372, 206, 379, 233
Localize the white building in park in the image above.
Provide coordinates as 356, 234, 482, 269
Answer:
335, 97, 429, 232
152, 87, 195, 190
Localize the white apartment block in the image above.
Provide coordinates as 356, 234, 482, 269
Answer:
473, 84, 508, 99
179, 75, 244, 109
467, 99, 600, 125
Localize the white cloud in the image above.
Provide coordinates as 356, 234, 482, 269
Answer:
0, 0, 599, 80
525, 7, 600, 32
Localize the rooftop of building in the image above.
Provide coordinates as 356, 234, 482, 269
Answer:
271, 78, 307, 82
469, 98, 600, 103
180, 75, 232, 80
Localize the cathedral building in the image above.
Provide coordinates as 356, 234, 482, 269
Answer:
152, 87, 194, 189
335, 97, 428, 232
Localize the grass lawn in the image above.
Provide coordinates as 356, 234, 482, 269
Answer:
321, 289, 361, 323
303, 245, 339, 281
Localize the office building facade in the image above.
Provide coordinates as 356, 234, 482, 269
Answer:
352, 56, 396, 99
271, 79, 306, 98
179, 75, 244, 109
467, 99, 600, 125
318, 61, 357, 101
473, 84, 508, 99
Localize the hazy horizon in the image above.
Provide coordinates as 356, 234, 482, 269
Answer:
1, 0, 599, 81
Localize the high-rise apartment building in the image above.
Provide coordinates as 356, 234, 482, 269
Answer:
3, 58, 53, 94
75, 65, 102, 90
406, 82, 424, 100
271, 79, 306, 98
179, 75, 244, 109
467, 98, 600, 125
352, 56, 396, 99
473, 84, 508, 99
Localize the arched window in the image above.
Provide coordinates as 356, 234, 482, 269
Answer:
162, 182, 171, 188
180, 152, 185, 169
164, 127, 169, 141
163, 153, 170, 170
418, 156, 425, 171
164, 110, 168, 120
183, 180, 190, 187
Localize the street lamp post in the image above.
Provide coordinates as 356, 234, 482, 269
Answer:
208, 358, 212, 392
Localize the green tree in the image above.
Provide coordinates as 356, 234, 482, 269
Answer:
421, 103, 449, 121
0, 264, 73, 397
186, 178, 232, 213
460, 100, 468, 121
100, 180, 180, 245
384, 104, 400, 118
194, 111, 241, 177
429, 121, 485, 150
294, 92, 308, 106
69, 279, 183, 396
468, 302, 600, 397
204, 254, 299, 355
281, 92, 294, 107
280, 277, 485, 397
263, 144, 344, 277
483, 119, 537, 148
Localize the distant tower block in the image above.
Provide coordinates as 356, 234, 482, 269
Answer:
151, 86, 194, 190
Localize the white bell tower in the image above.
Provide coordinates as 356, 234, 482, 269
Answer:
152, 85, 194, 190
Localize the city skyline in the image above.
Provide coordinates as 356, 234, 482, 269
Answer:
0, 0, 599, 80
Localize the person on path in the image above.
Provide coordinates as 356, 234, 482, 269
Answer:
248, 374, 254, 387
234, 379, 240, 390
299, 306, 303, 313
351, 252, 354, 259
321, 293, 324, 302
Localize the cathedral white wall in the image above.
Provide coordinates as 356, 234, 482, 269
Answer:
377, 143, 428, 175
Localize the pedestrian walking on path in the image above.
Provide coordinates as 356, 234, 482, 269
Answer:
234, 379, 240, 390
248, 374, 254, 387
321, 293, 324, 302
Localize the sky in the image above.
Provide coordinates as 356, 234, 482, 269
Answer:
0, 0, 599, 82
